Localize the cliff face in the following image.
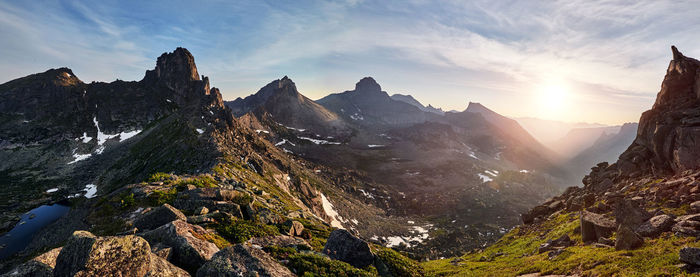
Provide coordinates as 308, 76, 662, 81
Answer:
618, 46, 700, 177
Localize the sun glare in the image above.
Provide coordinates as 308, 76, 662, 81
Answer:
535, 80, 569, 118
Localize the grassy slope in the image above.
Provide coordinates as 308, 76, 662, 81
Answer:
423, 212, 700, 277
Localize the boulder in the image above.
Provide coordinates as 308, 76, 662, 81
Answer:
614, 225, 644, 250
680, 247, 700, 266
196, 244, 294, 277
195, 206, 209, 215
537, 234, 572, 254
5, 247, 62, 277
580, 211, 616, 243
134, 204, 186, 231
322, 229, 375, 268
53, 230, 188, 277
635, 214, 674, 237
140, 220, 219, 273
521, 205, 550, 224
613, 199, 652, 229
286, 220, 304, 237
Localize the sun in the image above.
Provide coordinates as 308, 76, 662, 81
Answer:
535, 80, 570, 118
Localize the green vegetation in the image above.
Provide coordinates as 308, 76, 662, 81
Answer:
373, 247, 424, 277
147, 172, 174, 183
287, 253, 377, 277
176, 175, 217, 188
190, 230, 232, 250
216, 219, 280, 243
119, 193, 135, 209
147, 188, 177, 206
422, 212, 700, 276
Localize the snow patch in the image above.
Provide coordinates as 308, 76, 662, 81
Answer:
520, 169, 529, 173
320, 193, 344, 229
196, 128, 204, 134
477, 173, 493, 183
298, 137, 341, 145
367, 144, 385, 148
350, 113, 364, 120
255, 129, 269, 134
358, 189, 375, 199
46, 188, 58, 193
275, 139, 295, 147
83, 184, 97, 199
68, 149, 92, 164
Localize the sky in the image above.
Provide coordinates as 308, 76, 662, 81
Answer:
2, 0, 700, 125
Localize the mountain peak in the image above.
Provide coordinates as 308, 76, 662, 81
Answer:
146, 47, 200, 83
672, 45, 684, 60
355, 77, 381, 93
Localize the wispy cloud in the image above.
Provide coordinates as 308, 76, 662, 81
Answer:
0, 0, 698, 124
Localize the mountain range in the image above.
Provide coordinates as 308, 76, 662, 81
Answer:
2, 46, 697, 276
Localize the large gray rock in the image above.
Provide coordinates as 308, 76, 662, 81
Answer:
613, 199, 652, 229
580, 211, 616, 243
140, 220, 219, 273
635, 214, 674, 237
196, 244, 294, 277
614, 225, 643, 250
680, 247, 700, 266
134, 204, 187, 231
322, 229, 375, 268
53, 230, 189, 277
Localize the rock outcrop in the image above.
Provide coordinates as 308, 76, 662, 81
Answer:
134, 204, 187, 231
53, 230, 188, 277
616, 46, 700, 176
196, 244, 294, 277
322, 229, 375, 268
140, 220, 219, 273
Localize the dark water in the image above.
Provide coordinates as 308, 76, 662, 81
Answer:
0, 204, 70, 260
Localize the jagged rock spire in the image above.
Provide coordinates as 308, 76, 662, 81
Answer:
354, 77, 381, 93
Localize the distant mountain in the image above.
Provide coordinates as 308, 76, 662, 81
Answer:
549, 125, 622, 159
515, 117, 608, 144
463, 102, 564, 176
225, 76, 350, 137
390, 94, 444, 115
564, 122, 638, 182
316, 77, 438, 127
231, 78, 565, 258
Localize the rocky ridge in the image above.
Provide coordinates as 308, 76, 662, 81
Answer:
423, 46, 700, 276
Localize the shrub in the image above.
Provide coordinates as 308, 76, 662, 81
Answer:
147, 172, 173, 183
177, 175, 217, 188
216, 220, 279, 243
286, 253, 376, 277
147, 188, 177, 206
119, 193, 135, 209
373, 247, 424, 277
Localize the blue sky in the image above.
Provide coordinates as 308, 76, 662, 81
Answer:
2, 0, 700, 124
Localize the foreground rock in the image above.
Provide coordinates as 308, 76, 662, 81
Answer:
614, 225, 643, 250
580, 211, 616, 243
322, 229, 375, 268
134, 204, 187, 231
140, 220, 219, 273
635, 214, 674, 237
4, 247, 62, 277
681, 247, 700, 266
196, 244, 294, 277
53, 230, 188, 277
